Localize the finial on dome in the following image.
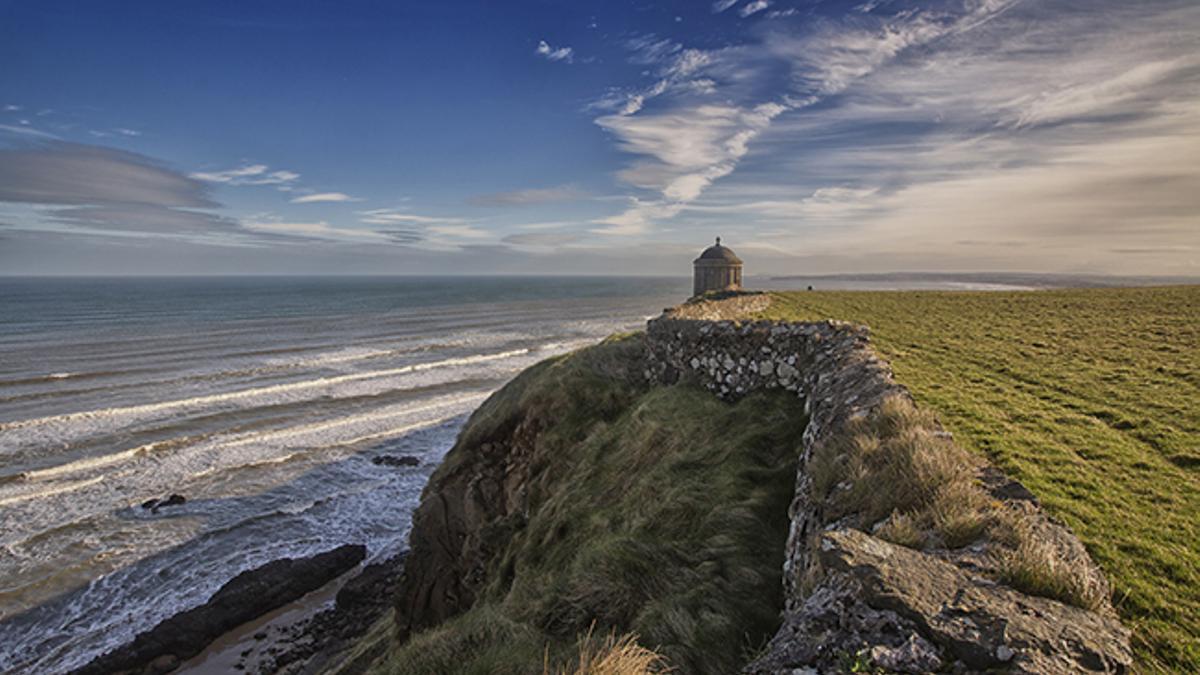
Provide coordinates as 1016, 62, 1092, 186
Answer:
716, 236, 721, 246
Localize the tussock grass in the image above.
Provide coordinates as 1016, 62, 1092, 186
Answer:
548, 630, 671, 675
760, 286, 1200, 671
811, 395, 998, 551
998, 521, 1107, 612
377, 336, 806, 674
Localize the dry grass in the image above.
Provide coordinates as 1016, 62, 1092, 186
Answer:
810, 394, 1113, 611
811, 395, 997, 550
548, 629, 671, 675
998, 521, 1107, 612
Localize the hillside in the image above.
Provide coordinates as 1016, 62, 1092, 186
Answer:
758, 286, 1199, 671
380, 335, 807, 674
321, 288, 1159, 675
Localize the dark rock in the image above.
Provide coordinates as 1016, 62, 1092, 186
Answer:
147, 653, 178, 673
253, 632, 267, 641
70, 544, 366, 675
142, 494, 185, 514
816, 529, 1132, 674
265, 552, 408, 673
371, 454, 420, 468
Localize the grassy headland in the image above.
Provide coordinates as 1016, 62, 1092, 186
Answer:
758, 286, 1199, 671
374, 336, 806, 674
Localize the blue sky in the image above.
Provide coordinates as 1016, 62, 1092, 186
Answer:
1, 0, 1197, 275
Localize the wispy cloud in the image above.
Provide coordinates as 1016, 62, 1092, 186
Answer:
0, 124, 57, 139
190, 163, 300, 187
739, 1, 771, 18
357, 208, 465, 225
502, 231, 583, 249
290, 192, 359, 204
0, 141, 250, 242
535, 40, 574, 63
468, 185, 585, 207
712, 0, 740, 13
677, 0, 1200, 273
588, 0, 1031, 237
428, 224, 489, 239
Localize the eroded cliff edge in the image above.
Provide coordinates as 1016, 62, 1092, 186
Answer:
385, 295, 1132, 674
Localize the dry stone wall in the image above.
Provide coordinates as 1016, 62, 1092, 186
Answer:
645, 309, 908, 605
643, 297, 1132, 674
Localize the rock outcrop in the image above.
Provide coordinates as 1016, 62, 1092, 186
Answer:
72, 544, 366, 675
749, 529, 1131, 674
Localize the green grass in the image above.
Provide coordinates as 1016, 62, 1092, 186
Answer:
373, 336, 807, 675
758, 286, 1199, 672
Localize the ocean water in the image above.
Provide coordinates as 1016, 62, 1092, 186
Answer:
0, 276, 687, 674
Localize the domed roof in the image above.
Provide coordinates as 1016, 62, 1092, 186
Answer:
694, 237, 742, 264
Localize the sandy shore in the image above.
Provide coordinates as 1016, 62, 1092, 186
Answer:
179, 553, 405, 675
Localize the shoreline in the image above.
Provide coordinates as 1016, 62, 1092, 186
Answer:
66, 546, 405, 675
179, 552, 407, 675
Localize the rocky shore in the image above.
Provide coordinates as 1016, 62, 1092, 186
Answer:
71, 545, 370, 675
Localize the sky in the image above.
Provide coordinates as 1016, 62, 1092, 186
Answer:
0, 0, 1197, 276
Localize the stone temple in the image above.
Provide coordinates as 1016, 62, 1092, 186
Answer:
692, 237, 743, 296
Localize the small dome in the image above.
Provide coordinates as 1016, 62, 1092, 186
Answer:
694, 237, 742, 264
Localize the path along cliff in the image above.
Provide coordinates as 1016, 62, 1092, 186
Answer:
374, 294, 1133, 674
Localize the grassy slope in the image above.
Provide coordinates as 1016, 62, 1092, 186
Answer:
374, 337, 807, 674
759, 286, 1199, 671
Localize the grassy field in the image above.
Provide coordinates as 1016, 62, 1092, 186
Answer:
758, 286, 1199, 672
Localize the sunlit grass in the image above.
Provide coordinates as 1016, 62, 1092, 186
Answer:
758, 286, 1199, 672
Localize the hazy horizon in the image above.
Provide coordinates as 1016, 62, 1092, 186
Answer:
2, 0, 1198, 276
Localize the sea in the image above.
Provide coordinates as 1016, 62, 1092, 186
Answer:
0, 276, 688, 674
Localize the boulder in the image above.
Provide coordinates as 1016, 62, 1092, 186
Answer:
371, 455, 421, 468
816, 529, 1131, 673
71, 544, 366, 675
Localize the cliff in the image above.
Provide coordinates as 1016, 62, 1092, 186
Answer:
370, 296, 1132, 674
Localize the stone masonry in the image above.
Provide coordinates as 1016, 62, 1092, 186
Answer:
643, 296, 1132, 674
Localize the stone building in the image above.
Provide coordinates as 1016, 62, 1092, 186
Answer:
692, 237, 743, 296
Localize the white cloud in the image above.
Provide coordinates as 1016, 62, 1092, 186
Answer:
0, 124, 56, 139
190, 164, 300, 187
291, 192, 359, 204
357, 209, 465, 225
676, 0, 1200, 274
241, 218, 397, 244
713, 0, 740, 13
740, 1, 771, 18
428, 224, 490, 239
536, 40, 574, 63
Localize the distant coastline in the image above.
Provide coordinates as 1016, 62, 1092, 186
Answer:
764, 271, 1200, 290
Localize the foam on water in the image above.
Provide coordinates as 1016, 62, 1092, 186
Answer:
0, 276, 688, 675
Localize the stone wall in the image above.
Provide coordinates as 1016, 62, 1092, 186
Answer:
645, 307, 907, 605
643, 297, 1132, 674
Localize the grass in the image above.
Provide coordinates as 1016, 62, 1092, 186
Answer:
372, 336, 807, 675
548, 630, 670, 675
810, 395, 996, 550
808, 393, 1105, 610
758, 286, 1199, 672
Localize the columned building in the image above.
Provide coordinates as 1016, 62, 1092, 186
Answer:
692, 237, 743, 296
